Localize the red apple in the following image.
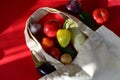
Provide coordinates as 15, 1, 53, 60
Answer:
43, 19, 61, 38
92, 8, 109, 24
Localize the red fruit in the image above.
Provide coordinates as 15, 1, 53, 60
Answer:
41, 37, 55, 49
43, 19, 61, 38
50, 47, 61, 59
54, 13, 65, 26
38, 13, 65, 26
93, 8, 109, 24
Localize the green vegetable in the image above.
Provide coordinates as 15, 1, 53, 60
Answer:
64, 18, 88, 52
70, 27, 88, 52
79, 11, 97, 31
62, 46, 77, 59
63, 18, 77, 29
57, 43, 77, 59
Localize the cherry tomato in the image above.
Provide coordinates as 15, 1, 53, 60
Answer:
50, 47, 61, 59
43, 19, 61, 38
92, 8, 109, 24
41, 37, 55, 49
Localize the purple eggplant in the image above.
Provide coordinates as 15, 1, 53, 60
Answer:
36, 62, 56, 76
29, 23, 42, 36
31, 52, 56, 76
66, 0, 81, 15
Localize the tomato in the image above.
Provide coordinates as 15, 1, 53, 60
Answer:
43, 19, 61, 38
92, 8, 109, 24
41, 37, 55, 49
57, 29, 71, 48
50, 47, 61, 59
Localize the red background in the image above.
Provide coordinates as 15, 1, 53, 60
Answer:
0, 0, 120, 80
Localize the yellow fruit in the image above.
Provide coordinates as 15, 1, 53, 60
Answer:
57, 29, 71, 48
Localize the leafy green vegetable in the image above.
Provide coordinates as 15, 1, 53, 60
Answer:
63, 18, 88, 52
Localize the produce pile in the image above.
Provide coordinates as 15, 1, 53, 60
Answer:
29, 0, 109, 77
31, 14, 80, 65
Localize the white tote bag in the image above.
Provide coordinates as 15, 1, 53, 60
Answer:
24, 7, 120, 80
